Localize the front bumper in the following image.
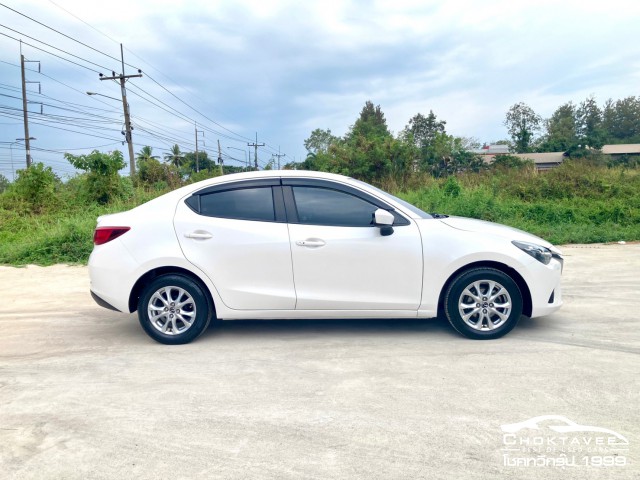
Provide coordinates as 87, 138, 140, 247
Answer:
528, 256, 563, 318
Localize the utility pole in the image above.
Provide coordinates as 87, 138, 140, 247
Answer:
272, 146, 286, 170
20, 54, 32, 168
99, 44, 142, 176
195, 123, 204, 173
217, 139, 224, 176
248, 132, 264, 170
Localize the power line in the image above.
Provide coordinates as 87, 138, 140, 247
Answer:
0, 23, 114, 72
44, 0, 255, 145
144, 72, 252, 143
0, 31, 102, 73
0, 60, 123, 112
0, 3, 135, 69
0, 4, 290, 168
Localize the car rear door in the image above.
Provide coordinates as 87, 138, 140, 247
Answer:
174, 179, 296, 310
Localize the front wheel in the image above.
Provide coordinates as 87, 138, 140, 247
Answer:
444, 268, 523, 340
137, 274, 213, 345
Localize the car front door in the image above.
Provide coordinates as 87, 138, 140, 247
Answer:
174, 180, 295, 310
283, 180, 423, 311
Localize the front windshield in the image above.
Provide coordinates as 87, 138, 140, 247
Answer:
352, 179, 432, 219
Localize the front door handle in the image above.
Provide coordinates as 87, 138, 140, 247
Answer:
184, 231, 213, 240
296, 239, 326, 248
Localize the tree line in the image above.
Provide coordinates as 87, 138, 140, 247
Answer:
505, 95, 640, 155
293, 96, 640, 183
294, 101, 485, 183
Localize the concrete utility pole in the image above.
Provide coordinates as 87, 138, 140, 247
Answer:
99, 44, 142, 176
217, 139, 223, 175
248, 132, 264, 170
195, 123, 204, 173
272, 146, 286, 170
20, 54, 32, 168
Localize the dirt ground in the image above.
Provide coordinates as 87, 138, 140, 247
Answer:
0, 243, 639, 479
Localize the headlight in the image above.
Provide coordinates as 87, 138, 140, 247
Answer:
512, 240, 552, 265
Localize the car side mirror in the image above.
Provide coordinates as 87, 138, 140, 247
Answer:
373, 209, 394, 236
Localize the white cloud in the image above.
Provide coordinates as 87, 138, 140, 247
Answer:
1, 0, 640, 177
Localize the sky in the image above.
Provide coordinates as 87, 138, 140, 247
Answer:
1, 0, 639, 180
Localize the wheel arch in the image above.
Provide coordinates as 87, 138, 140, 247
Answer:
437, 261, 532, 318
128, 266, 215, 314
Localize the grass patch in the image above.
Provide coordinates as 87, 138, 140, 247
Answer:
1, 161, 639, 265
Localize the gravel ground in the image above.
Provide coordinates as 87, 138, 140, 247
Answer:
0, 243, 638, 479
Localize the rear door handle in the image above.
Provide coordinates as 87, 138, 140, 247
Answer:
184, 231, 213, 240
296, 239, 326, 248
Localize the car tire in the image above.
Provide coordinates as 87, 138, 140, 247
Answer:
137, 274, 213, 345
444, 268, 522, 340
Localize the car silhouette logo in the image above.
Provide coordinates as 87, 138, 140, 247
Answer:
501, 415, 628, 444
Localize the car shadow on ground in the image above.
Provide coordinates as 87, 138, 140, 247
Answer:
202, 316, 459, 340
515, 315, 561, 334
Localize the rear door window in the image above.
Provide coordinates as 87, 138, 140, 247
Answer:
199, 187, 275, 222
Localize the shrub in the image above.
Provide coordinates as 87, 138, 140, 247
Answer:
136, 158, 182, 190
442, 176, 461, 197
10, 163, 60, 213
64, 150, 128, 204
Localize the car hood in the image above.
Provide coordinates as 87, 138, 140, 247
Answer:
437, 216, 554, 248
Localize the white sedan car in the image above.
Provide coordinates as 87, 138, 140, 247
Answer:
89, 170, 563, 344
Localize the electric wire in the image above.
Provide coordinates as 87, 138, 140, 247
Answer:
0, 3, 136, 69
0, 4, 288, 171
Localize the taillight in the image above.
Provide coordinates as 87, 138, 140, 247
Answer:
93, 227, 130, 245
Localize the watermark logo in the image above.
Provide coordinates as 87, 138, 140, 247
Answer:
501, 415, 629, 468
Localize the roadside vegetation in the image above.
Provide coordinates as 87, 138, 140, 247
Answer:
1, 97, 639, 266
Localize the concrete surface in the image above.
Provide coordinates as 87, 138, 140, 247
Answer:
0, 244, 638, 480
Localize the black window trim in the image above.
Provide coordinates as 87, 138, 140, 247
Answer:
184, 176, 411, 226
185, 179, 285, 223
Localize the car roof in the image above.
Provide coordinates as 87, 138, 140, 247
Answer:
199, 169, 351, 182
133, 169, 422, 220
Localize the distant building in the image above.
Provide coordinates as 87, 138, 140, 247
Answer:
476, 144, 640, 171
601, 144, 640, 155
472, 144, 510, 155
511, 152, 565, 171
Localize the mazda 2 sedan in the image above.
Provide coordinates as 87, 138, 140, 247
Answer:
89, 170, 563, 344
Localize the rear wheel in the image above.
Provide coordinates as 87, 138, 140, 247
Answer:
444, 268, 522, 340
137, 274, 213, 345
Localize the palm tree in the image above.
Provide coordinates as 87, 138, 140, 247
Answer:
136, 145, 158, 162
164, 144, 184, 168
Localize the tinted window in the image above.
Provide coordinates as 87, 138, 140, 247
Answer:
292, 187, 377, 227
199, 187, 275, 222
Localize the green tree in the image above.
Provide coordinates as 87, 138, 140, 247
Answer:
401, 111, 448, 174
65, 150, 127, 204
540, 102, 577, 152
163, 144, 185, 168
504, 102, 542, 153
304, 128, 339, 155
181, 151, 216, 177
302, 101, 397, 182
602, 96, 640, 143
402, 111, 447, 148
576, 95, 605, 149
346, 100, 392, 142
136, 145, 159, 162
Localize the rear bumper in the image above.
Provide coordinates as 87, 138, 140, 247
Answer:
89, 239, 139, 313
90, 290, 122, 312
